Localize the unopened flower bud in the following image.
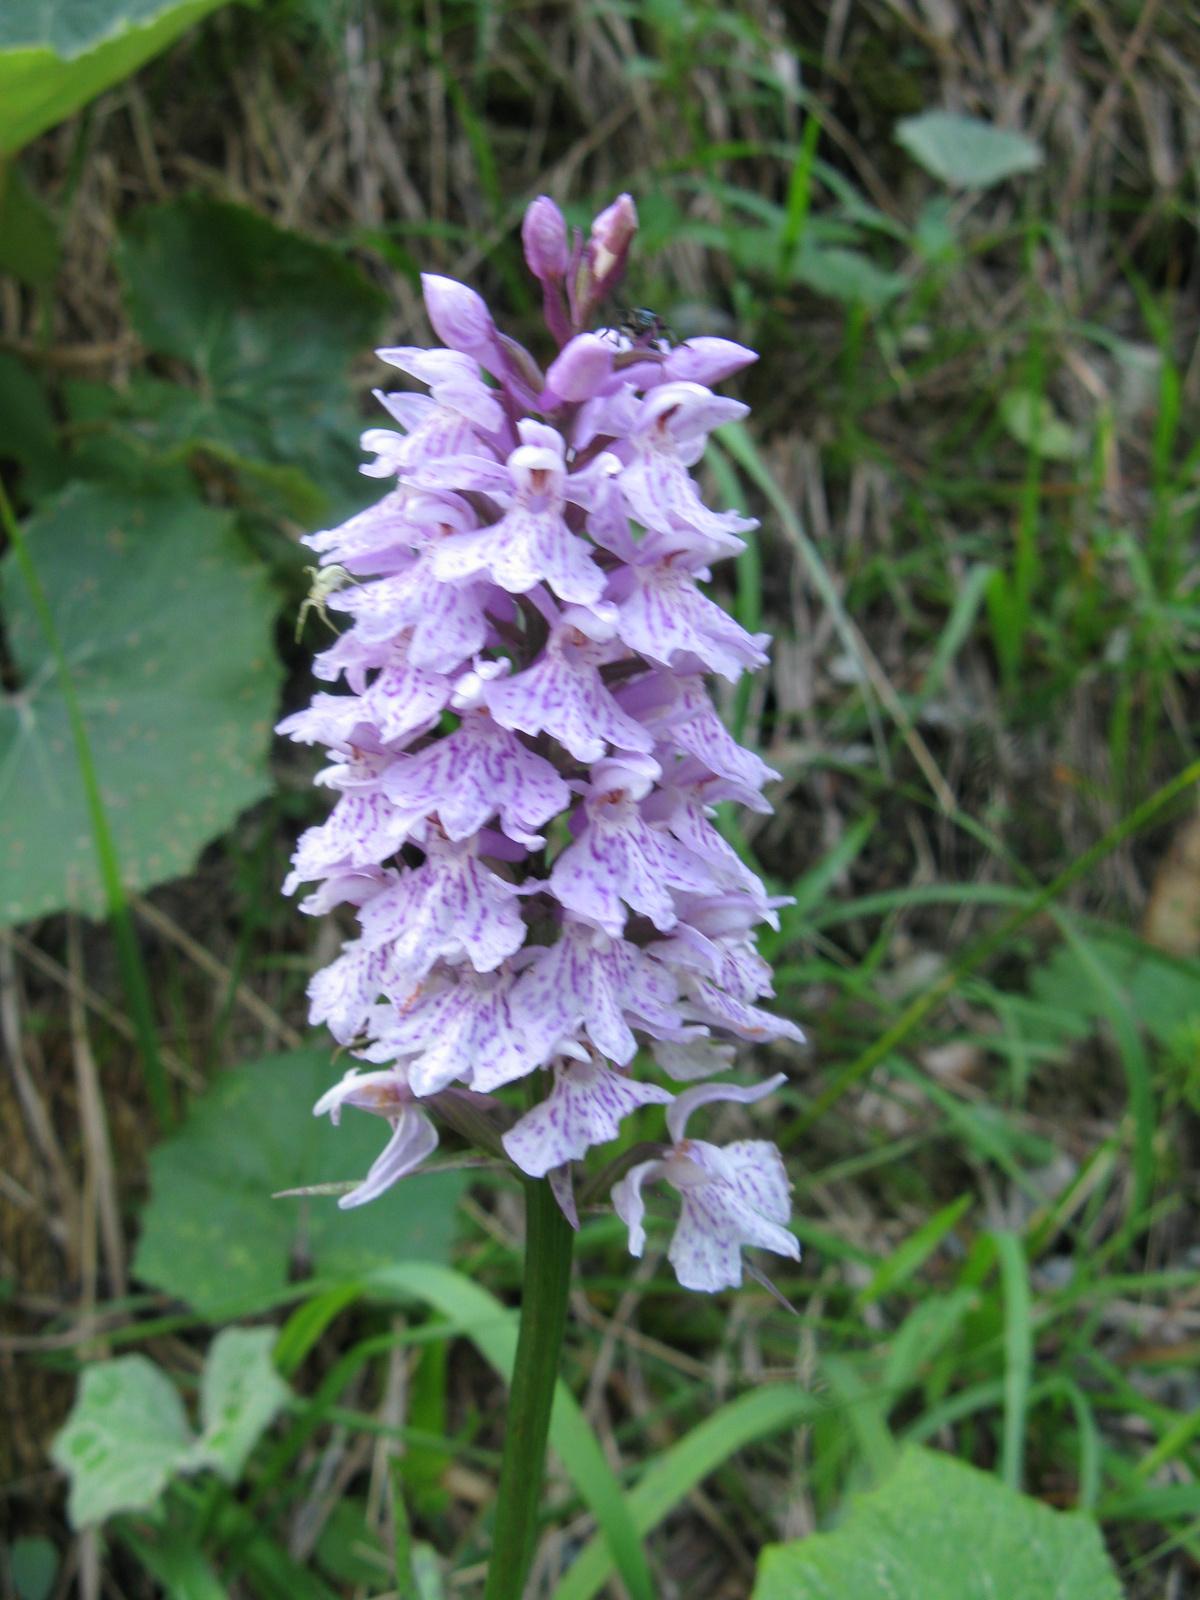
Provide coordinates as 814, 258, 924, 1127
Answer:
421, 273, 499, 365
586, 194, 638, 287
522, 196, 569, 281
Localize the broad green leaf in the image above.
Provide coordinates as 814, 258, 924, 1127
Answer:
1025, 933, 1200, 1050
9, 1538, 59, 1600
0, 162, 59, 285
896, 112, 1043, 190
551, 1384, 823, 1600
0, 1, 233, 157
116, 198, 388, 519
369, 1261, 653, 1600
1000, 390, 1086, 461
0, 482, 281, 924
752, 1446, 1122, 1600
793, 244, 905, 310
185, 1327, 290, 1481
133, 1051, 467, 1317
51, 1356, 193, 1527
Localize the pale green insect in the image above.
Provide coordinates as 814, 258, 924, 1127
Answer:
295, 564, 359, 642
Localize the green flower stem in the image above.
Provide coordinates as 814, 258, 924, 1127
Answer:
0, 479, 172, 1129
483, 1176, 575, 1600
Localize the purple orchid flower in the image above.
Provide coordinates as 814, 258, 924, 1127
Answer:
281, 194, 804, 1283
611, 1077, 800, 1291
501, 1049, 674, 1183
314, 1067, 438, 1209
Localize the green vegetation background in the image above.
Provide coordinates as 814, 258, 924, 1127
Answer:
1, 2, 1199, 1598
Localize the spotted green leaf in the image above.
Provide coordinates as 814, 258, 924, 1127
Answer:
50, 1356, 193, 1527
185, 1327, 291, 1482
0, 482, 281, 924
115, 198, 388, 520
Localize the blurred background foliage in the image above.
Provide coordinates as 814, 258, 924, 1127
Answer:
1, 0, 1200, 1597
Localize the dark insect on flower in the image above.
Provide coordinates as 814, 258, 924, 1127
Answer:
618, 306, 674, 347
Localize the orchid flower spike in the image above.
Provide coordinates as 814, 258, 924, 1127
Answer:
281, 190, 802, 1291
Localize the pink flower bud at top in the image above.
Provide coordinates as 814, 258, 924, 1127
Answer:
522, 196, 569, 282
421, 273, 499, 365
542, 333, 616, 405
587, 194, 638, 287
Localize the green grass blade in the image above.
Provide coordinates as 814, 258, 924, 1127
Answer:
368, 1262, 652, 1600
993, 1231, 1032, 1492
273, 1282, 365, 1378
778, 112, 822, 277
551, 1384, 823, 1600
883, 1289, 979, 1398
717, 418, 956, 813
117, 1525, 230, 1600
390, 1459, 419, 1600
0, 479, 171, 1127
860, 1195, 972, 1304
1055, 913, 1156, 1216
1029, 1377, 1100, 1510
759, 809, 878, 960
902, 1379, 1006, 1443
789, 755, 1200, 1134
822, 1354, 896, 1483
910, 562, 994, 719
1133, 1405, 1200, 1483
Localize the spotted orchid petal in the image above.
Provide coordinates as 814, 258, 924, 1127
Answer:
284, 791, 420, 890
375, 347, 507, 433
610, 1159, 669, 1258
485, 630, 654, 763
362, 966, 544, 1096
306, 940, 394, 1044
651, 1039, 736, 1082
502, 1057, 673, 1178
358, 838, 526, 989
666, 1139, 798, 1290
281, 194, 801, 1273
510, 915, 686, 1066
330, 552, 494, 673
549, 782, 721, 937
616, 565, 770, 683
380, 712, 569, 847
